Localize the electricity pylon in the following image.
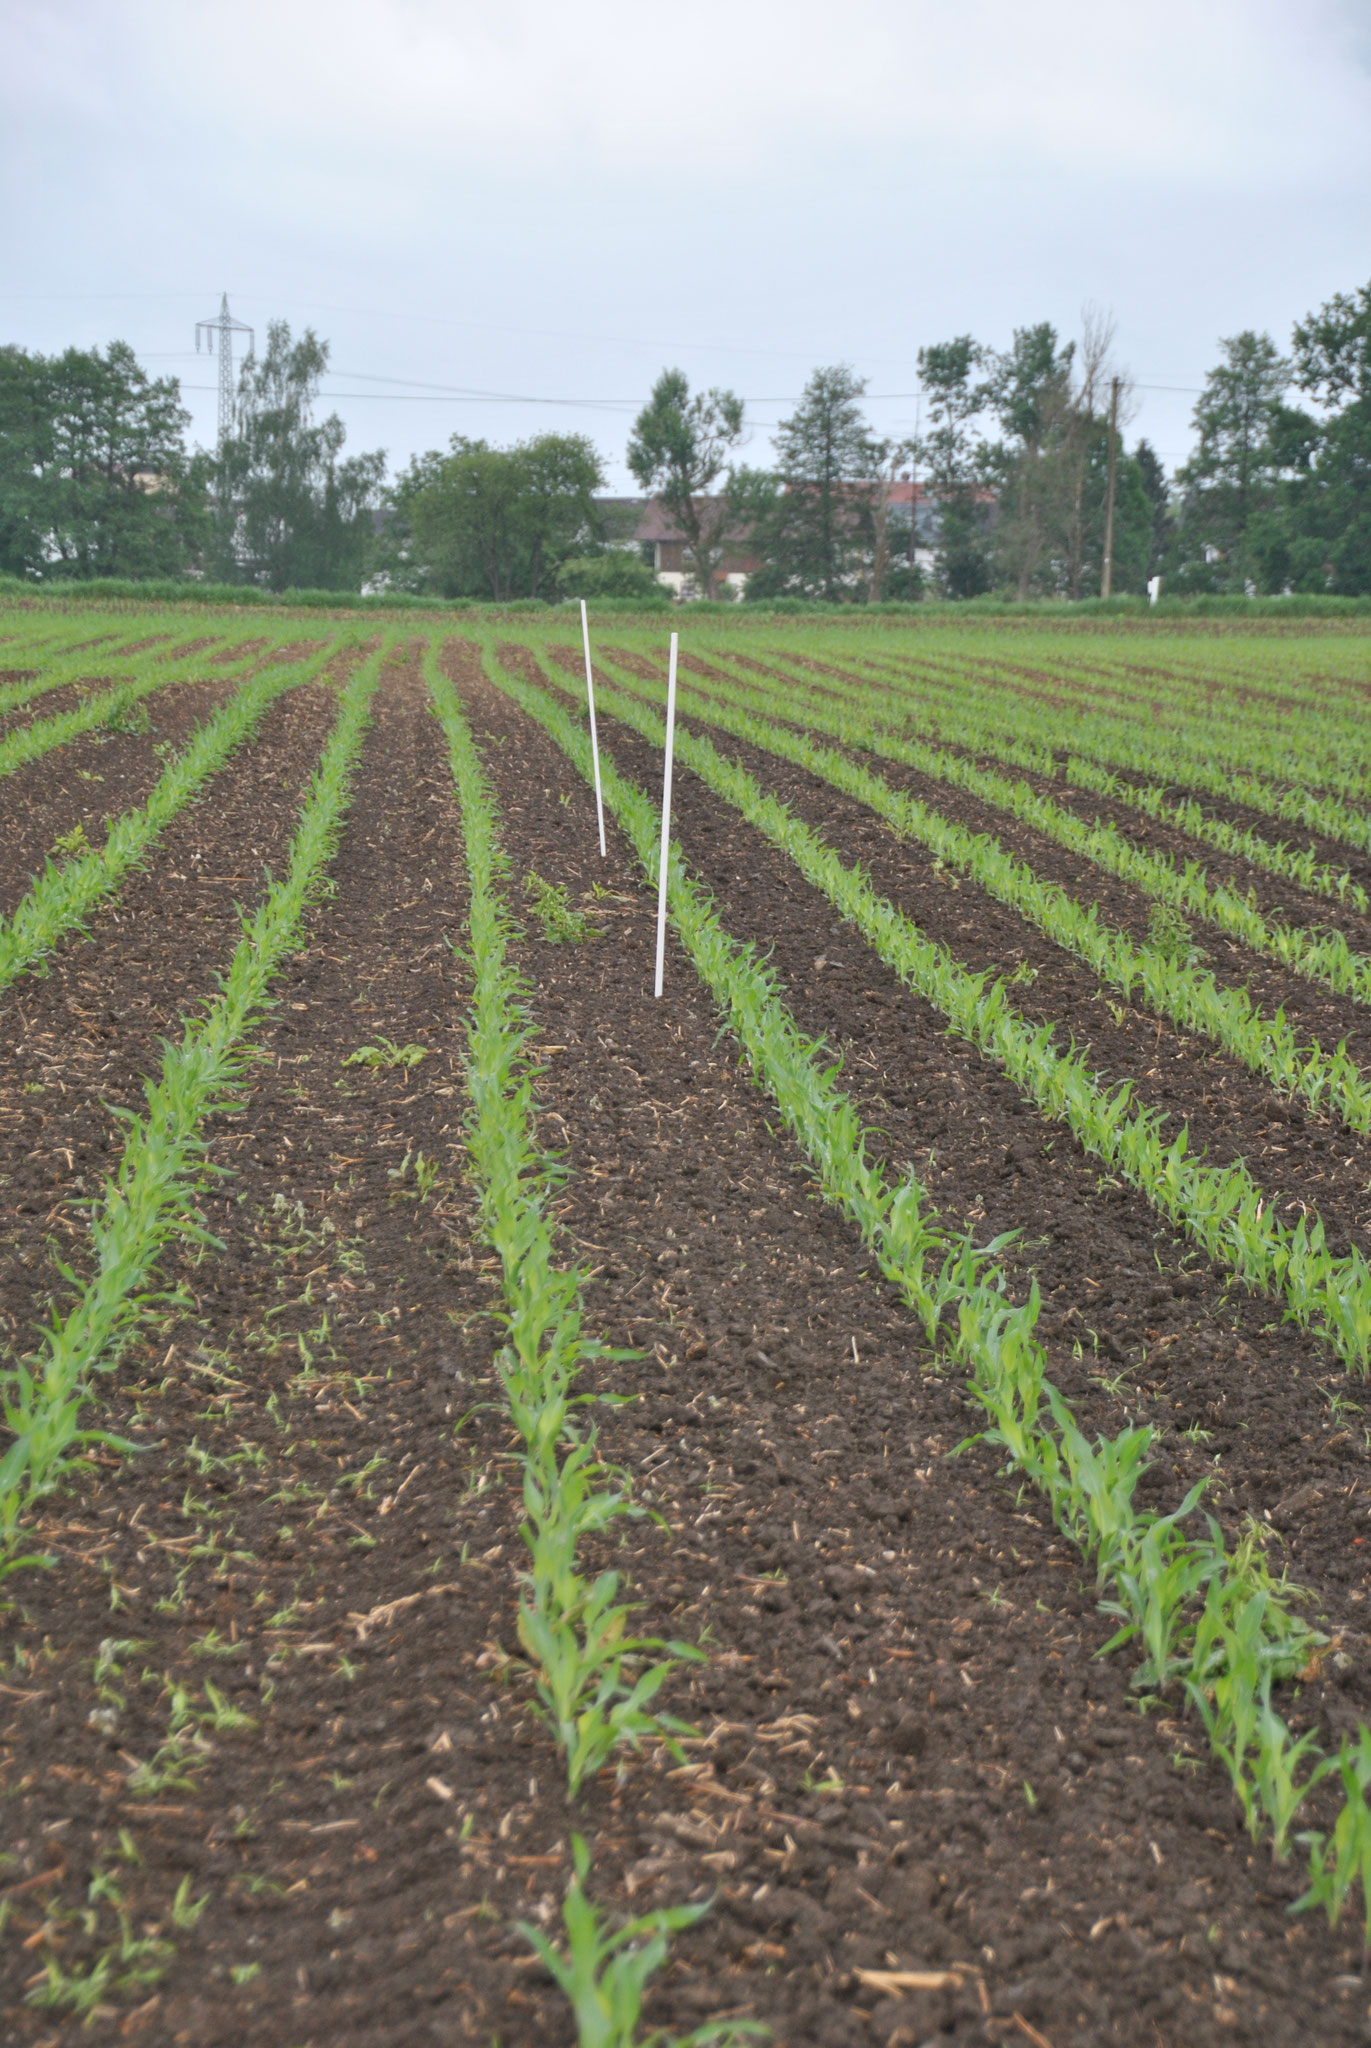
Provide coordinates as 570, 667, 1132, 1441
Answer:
195, 293, 254, 453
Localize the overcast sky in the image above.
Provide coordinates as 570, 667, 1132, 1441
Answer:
4, 0, 1370, 493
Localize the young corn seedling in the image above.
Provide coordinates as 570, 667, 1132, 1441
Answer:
1298, 1728, 1371, 1947
518, 1434, 701, 1795
517, 1836, 766, 2048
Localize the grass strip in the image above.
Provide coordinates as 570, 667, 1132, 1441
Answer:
596, 656, 1371, 1140
0, 639, 388, 1583
0, 640, 354, 999
427, 645, 700, 1799
486, 633, 1371, 1945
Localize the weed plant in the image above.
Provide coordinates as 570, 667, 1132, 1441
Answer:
525, 870, 603, 943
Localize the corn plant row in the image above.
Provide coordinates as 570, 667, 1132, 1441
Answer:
591, 655, 1371, 1141
537, 655, 1371, 1378
1061, 753, 1369, 911
741, 636, 1371, 840
487, 636, 1371, 1942
0, 642, 352, 1003
838, 644, 1371, 845
0, 640, 388, 1584
427, 646, 699, 1802
685, 649, 1371, 1014
917, 644, 1368, 766
0, 624, 209, 720
0, 636, 266, 787
860, 642, 1371, 804
692, 643, 1369, 914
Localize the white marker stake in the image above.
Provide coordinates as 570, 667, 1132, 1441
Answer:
653, 632, 679, 1000
579, 598, 607, 858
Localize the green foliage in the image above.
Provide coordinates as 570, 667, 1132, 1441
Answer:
0, 340, 207, 581
403, 433, 605, 601
627, 370, 746, 600
212, 321, 386, 592
517, 1837, 765, 2048
748, 365, 887, 603
1170, 331, 1291, 593
524, 871, 602, 943
49, 822, 90, 860
1145, 900, 1204, 966
556, 551, 670, 603
344, 1037, 427, 1070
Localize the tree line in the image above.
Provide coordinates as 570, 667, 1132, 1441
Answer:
2, 277, 1368, 600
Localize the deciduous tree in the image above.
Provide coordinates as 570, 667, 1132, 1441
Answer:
0, 342, 205, 580
404, 433, 604, 600
215, 322, 385, 591
626, 370, 745, 599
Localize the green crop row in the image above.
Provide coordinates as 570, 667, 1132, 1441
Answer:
0, 641, 352, 1001
0, 639, 387, 1583
594, 653, 1371, 1140
687, 641, 1370, 913
0, 632, 272, 785
428, 646, 699, 1797
861, 641, 1371, 804
485, 632, 1371, 1943
680, 645, 1371, 1013
537, 655, 1371, 1377
824, 641, 1371, 849
429, 644, 755, 2048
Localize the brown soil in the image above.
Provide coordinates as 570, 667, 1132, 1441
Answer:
0, 678, 239, 919
0, 679, 342, 1345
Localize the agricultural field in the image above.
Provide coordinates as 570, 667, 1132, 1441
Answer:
3, 601, 1371, 2047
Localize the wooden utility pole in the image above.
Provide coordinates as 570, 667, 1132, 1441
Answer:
1101, 375, 1120, 599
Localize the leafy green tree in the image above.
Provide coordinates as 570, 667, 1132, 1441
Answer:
0, 347, 49, 578
916, 337, 993, 597
985, 323, 1076, 596
555, 550, 668, 602
749, 365, 880, 602
1285, 280, 1371, 594
626, 370, 745, 599
215, 322, 385, 591
1171, 331, 1290, 590
405, 433, 604, 600
1133, 439, 1170, 580
0, 342, 205, 579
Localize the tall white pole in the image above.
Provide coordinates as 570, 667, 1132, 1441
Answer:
653, 632, 678, 1000
579, 599, 606, 858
